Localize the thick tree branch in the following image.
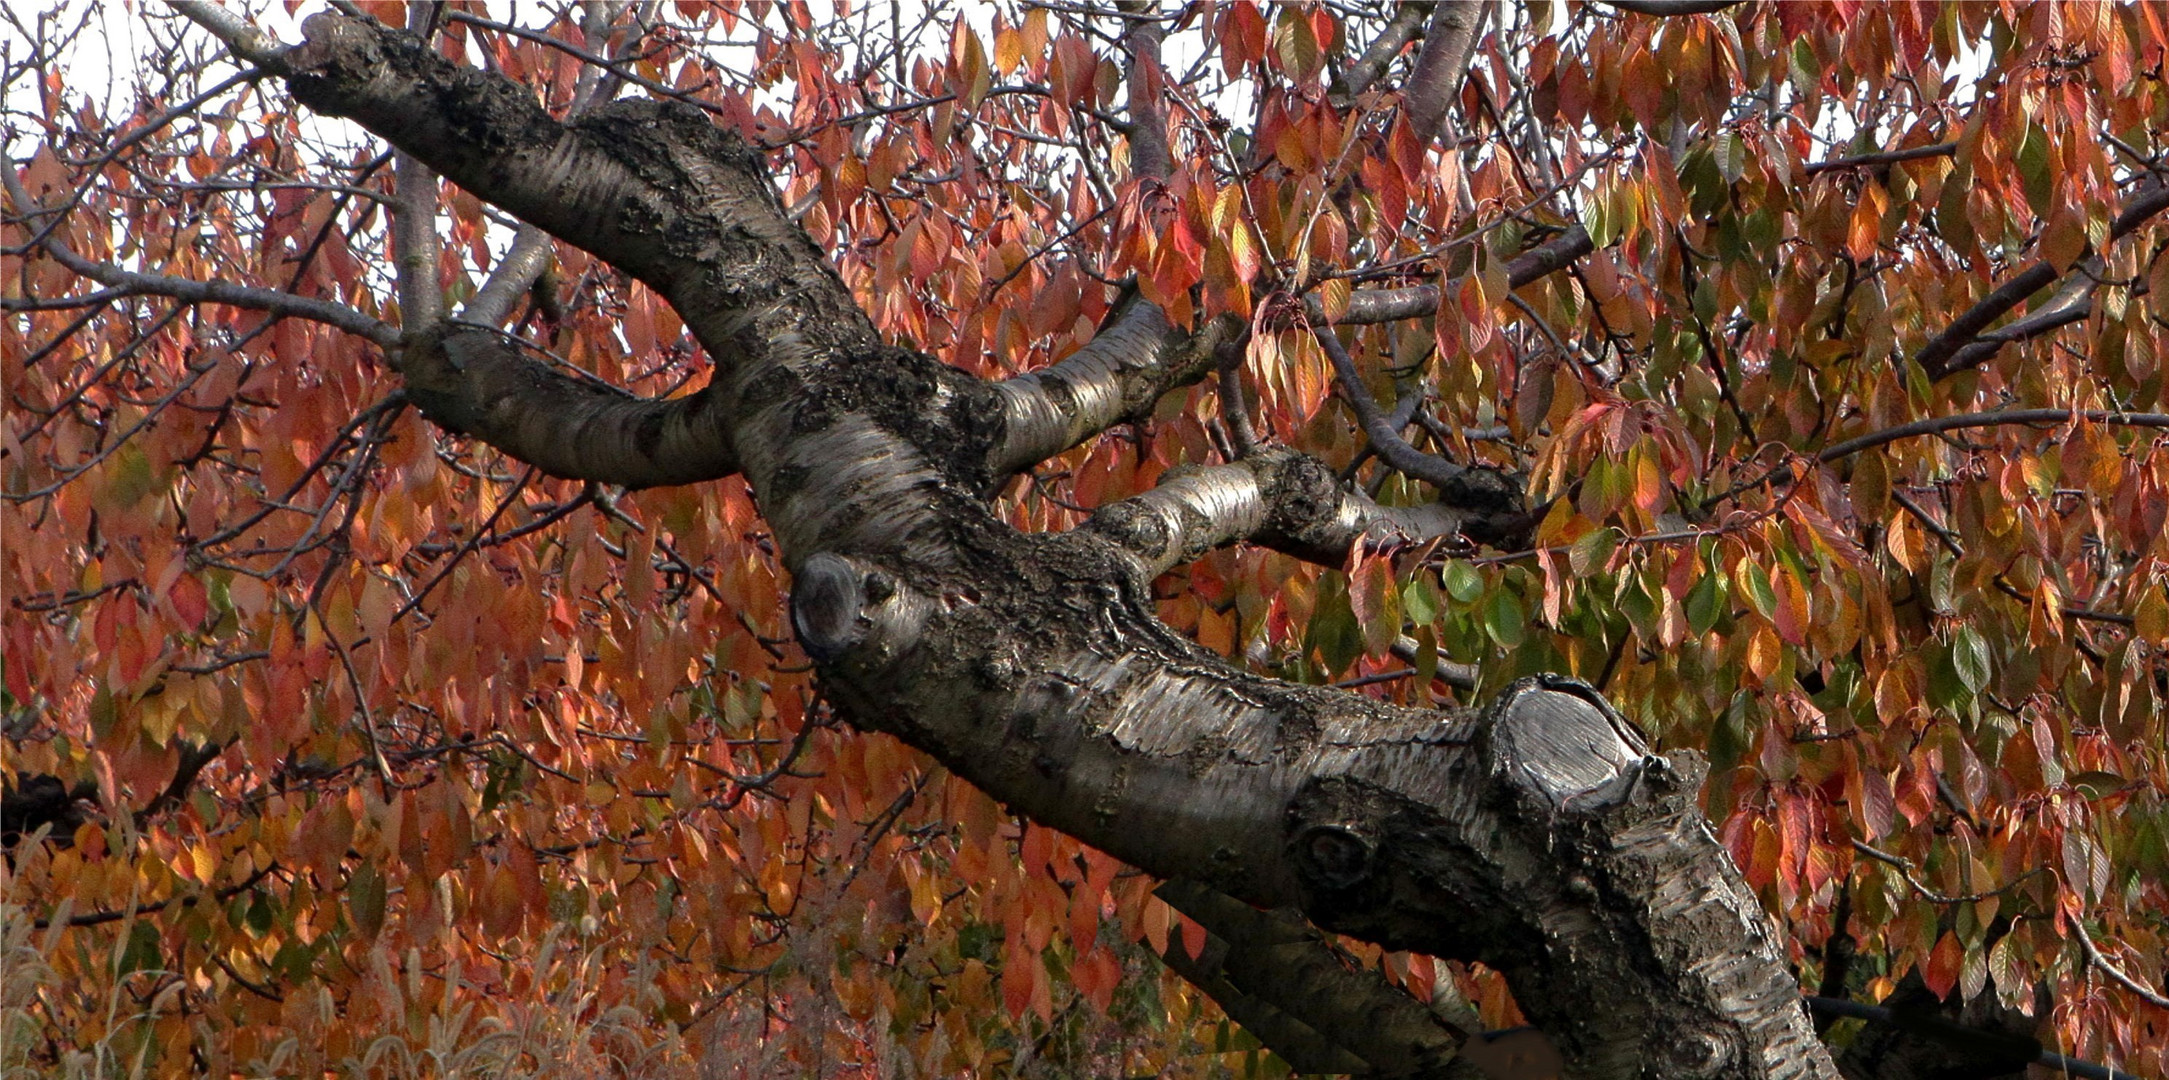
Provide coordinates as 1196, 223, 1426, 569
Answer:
392, 4, 446, 330
237, 14, 1839, 1076
989, 305, 1242, 483
803, 525, 1835, 1077
1401, 2, 1487, 149
1334, 1, 1434, 103
1117, 1, 1172, 183
456, 9, 625, 331
1916, 181, 2169, 380
398, 325, 738, 487
269, 12, 983, 563
1154, 878, 1478, 1078
460, 5, 625, 331
1084, 447, 1504, 576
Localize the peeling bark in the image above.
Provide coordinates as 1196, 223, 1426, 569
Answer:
988, 302, 1240, 486
272, 15, 1837, 1079
1084, 447, 1511, 574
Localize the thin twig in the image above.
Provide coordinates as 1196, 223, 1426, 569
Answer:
2071, 916, 2169, 1010
1850, 839, 2044, 905
389, 467, 538, 625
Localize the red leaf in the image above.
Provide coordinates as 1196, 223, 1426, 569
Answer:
1001, 932, 1035, 1018
1178, 911, 1208, 961
169, 573, 208, 629
1923, 932, 1962, 1001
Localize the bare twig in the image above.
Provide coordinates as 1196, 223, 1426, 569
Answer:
1850, 839, 2044, 906
2071, 916, 2169, 1010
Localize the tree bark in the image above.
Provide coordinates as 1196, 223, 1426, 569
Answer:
273, 15, 1838, 1079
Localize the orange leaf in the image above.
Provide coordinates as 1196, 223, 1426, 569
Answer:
1923, 932, 1963, 1000
1771, 564, 1810, 647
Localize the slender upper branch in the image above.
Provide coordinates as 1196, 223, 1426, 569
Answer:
2, 169, 398, 346
170, 0, 293, 72
1803, 141, 1956, 177
1915, 181, 2169, 380
1315, 326, 1465, 492
1598, 0, 1744, 14
1817, 407, 2169, 464
461, 226, 556, 327
1330, 224, 1595, 325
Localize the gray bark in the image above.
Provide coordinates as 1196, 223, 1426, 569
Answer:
270, 14, 1837, 1079
1401, 1, 1488, 149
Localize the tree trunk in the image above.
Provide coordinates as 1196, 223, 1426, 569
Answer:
277, 15, 1836, 1079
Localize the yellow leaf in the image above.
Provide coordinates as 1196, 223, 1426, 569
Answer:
994, 27, 1023, 75
2135, 587, 2169, 645
1318, 277, 1351, 324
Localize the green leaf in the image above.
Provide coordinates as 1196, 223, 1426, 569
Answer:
1589, 185, 1615, 249
117, 919, 162, 977
1682, 145, 1726, 217
1482, 589, 1526, 649
1307, 575, 1364, 677
1352, 558, 1402, 656
1570, 527, 1620, 575
2015, 120, 2052, 216
106, 444, 166, 508
1926, 640, 1968, 711
1952, 626, 1991, 695
1787, 40, 1819, 101
1272, 8, 1321, 83
1936, 155, 1975, 255
1715, 131, 1749, 184
1442, 560, 1484, 605
1686, 565, 1726, 636
1402, 576, 1441, 628
348, 861, 386, 939
1706, 691, 1753, 784
2069, 771, 2127, 799
245, 892, 275, 935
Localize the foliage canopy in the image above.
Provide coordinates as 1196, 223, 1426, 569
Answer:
4, 1, 2169, 1077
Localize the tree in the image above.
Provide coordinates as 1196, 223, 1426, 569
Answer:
4, 0, 2167, 1077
